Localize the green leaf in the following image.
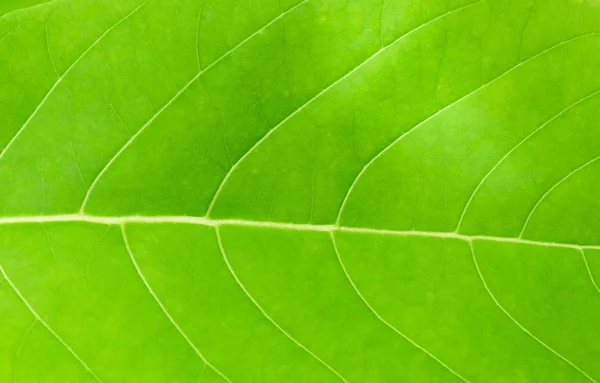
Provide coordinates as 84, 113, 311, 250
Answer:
1, 0, 599, 381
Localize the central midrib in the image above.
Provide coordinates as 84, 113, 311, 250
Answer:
0, 214, 596, 250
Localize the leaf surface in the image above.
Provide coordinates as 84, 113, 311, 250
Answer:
1, 0, 600, 381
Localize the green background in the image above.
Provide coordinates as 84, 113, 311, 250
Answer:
1, 0, 599, 381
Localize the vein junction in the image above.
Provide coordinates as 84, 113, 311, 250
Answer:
0, 214, 597, 250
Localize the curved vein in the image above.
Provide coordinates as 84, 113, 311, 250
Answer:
120, 225, 232, 383
0, 0, 148, 164
335, 32, 600, 225
0, 0, 60, 20
0, 264, 104, 383
330, 232, 470, 383
455, 88, 600, 232
80, 0, 308, 212
580, 248, 600, 295
205, 0, 484, 216
519, 154, 600, 237
469, 241, 597, 382
216, 227, 348, 382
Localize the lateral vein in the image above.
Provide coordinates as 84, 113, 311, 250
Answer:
0, 1, 148, 164
216, 227, 349, 382
120, 225, 232, 383
0, 265, 104, 383
80, 0, 308, 212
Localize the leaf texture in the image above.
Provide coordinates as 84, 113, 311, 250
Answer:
1, 0, 600, 382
